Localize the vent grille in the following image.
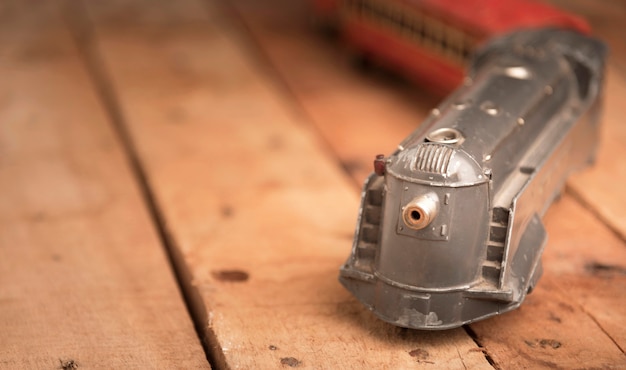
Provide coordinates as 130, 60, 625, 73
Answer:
414, 144, 454, 174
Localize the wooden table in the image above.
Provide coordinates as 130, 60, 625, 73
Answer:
1, 0, 624, 368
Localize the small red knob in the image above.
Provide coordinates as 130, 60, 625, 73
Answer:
374, 154, 386, 176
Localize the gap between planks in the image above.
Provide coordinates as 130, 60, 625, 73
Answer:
61, 0, 221, 367
0, 1, 209, 368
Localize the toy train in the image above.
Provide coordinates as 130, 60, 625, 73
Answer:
313, 0, 590, 93
339, 28, 606, 329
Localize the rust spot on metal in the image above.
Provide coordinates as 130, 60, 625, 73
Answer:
374, 154, 386, 176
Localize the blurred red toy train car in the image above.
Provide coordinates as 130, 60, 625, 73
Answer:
313, 0, 590, 93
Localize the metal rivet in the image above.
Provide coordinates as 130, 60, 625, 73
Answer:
484, 168, 493, 179
504, 66, 532, 79
440, 225, 448, 236
480, 101, 500, 116
453, 100, 471, 110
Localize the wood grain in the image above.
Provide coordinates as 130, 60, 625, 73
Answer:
227, 0, 626, 367
76, 0, 492, 367
0, 2, 209, 368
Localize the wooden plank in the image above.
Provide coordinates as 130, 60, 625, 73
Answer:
0, 3, 209, 368
227, 0, 626, 368
77, 0, 492, 368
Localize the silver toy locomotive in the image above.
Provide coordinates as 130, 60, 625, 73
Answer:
340, 29, 606, 329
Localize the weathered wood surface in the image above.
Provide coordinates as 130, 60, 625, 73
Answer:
0, 2, 209, 369
4, 0, 625, 368
76, 0, 492, 368
227, 0, 626, 368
